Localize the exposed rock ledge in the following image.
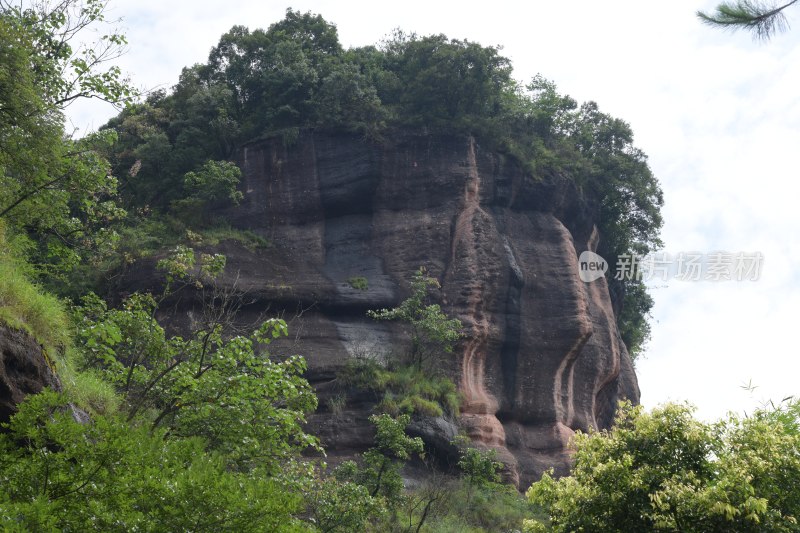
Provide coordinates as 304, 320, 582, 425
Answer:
0, 324, 62, 426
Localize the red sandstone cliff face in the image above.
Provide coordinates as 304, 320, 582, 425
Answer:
200, 131, 639, 488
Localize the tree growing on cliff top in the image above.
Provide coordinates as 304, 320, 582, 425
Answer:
102, 9, 662, 359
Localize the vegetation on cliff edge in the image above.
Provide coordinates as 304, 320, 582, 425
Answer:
99, 9, 662, 357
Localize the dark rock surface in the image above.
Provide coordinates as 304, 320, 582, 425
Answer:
0, 324, 62, 426
151, 131, 640, 488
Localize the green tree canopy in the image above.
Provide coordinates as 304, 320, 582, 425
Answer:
0, 0, 133, 278
525, 400, 800, 532
0, 391, 309, 532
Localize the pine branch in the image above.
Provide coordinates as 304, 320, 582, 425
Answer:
697, 0, 800, 40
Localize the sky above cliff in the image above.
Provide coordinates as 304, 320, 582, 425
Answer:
67, 0, 800, 421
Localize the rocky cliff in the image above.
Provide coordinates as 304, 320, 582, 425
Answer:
179, 131, 638, 488
0, 324, 61, 426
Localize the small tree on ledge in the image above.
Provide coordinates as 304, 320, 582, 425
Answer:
367, 267, 463, 371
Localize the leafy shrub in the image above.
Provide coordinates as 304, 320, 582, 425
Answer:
304, 475, 385, 532
455, 438, 503, 489
73, 250, 319, 473
525, 400, 800, 532
76, 295, 319, 472
379, 365, 461, 417
183, 160, 243, 206
337, 358, 460, 418
347, 276, 368, 290
0, 391, 308, 532
334, 413, 423, 504
368, 267, 463, 371
421, 477, 540, 532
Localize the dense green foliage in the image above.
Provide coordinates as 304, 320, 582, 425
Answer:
338, 414, 425, 502
74, 245, 318, 465
336, 357, 460, 418
455, 438, 503, 492
0, 240, 320, 528
525, 400, 800, 532
0, 392, 308, 532
0, 1, 131, 279
617, 279, 654, 360
171, 160, 244, 225
423, 481, 540, 533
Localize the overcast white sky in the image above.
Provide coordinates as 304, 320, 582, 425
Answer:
67, 0, 800, 421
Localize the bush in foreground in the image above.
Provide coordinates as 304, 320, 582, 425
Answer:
525, 400, 800, 532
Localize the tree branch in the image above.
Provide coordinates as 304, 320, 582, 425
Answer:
697, 0, 800, 39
